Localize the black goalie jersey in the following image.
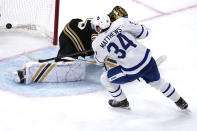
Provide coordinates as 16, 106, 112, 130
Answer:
57, 18, 97, 58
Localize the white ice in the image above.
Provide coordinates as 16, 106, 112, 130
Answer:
0, 0, 197, 131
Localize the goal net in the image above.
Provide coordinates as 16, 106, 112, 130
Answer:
0, 0, 59, 45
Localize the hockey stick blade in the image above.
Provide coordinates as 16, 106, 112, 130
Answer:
156, 55, 167, 66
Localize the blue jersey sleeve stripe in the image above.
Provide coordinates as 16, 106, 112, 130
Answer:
136, 25, 144, 38
145, 31, 149, 37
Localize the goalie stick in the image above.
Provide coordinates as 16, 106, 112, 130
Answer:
25, 52, 167, 68
63, 57, 119, 67
52, 55, 167, 67
24, 54, 118, 67
30, 49, 94, 63
25, 53, 167, 83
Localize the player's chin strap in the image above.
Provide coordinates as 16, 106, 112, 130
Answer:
35, 49, 94, 63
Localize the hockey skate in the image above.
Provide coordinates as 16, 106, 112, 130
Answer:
175, 97, 188, 110
108, 99, 130, 110
12, 69, 26, 83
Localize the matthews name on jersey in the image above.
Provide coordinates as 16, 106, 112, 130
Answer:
92, 17, 151, 74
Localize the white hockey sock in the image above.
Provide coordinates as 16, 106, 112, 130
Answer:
100, 71, 126, 101
149, 78, 180, 102
107, 85, 127, 101
160, 83, 180, 102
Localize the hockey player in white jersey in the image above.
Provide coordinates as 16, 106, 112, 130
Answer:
91, 15, 188, 110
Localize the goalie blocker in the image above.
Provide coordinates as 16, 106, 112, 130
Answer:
12, 61, 86, 84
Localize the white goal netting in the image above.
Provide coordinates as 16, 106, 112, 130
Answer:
0, 0, 59, 43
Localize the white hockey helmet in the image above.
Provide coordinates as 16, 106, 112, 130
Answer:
91, 15, 111, 33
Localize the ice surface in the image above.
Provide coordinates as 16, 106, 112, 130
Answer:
0, 47, 103, 97
0, 0, 197, 131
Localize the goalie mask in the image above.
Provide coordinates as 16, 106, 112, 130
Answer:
91, 15, 111, 33
108, 6, 128, 22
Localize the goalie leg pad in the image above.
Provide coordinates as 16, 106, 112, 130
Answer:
25, 61, 86, 84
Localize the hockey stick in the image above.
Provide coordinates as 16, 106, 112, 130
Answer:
36, 49, 93, 63
62, 57, 97, 65
62, 57, 119, 67
25, 53, 118, 67
25, 52, 167, 71
156, 55, 167, 66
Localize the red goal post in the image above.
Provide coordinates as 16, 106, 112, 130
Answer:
0, 0, 60, 45
53, 0, 60, 45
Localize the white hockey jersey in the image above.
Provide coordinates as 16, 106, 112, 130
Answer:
92, 18, 152, 74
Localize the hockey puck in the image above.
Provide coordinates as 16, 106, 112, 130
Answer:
6, 23, 12, 29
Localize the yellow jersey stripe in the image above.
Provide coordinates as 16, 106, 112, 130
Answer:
63, 28, 80, 52
67, 24, 87, 54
